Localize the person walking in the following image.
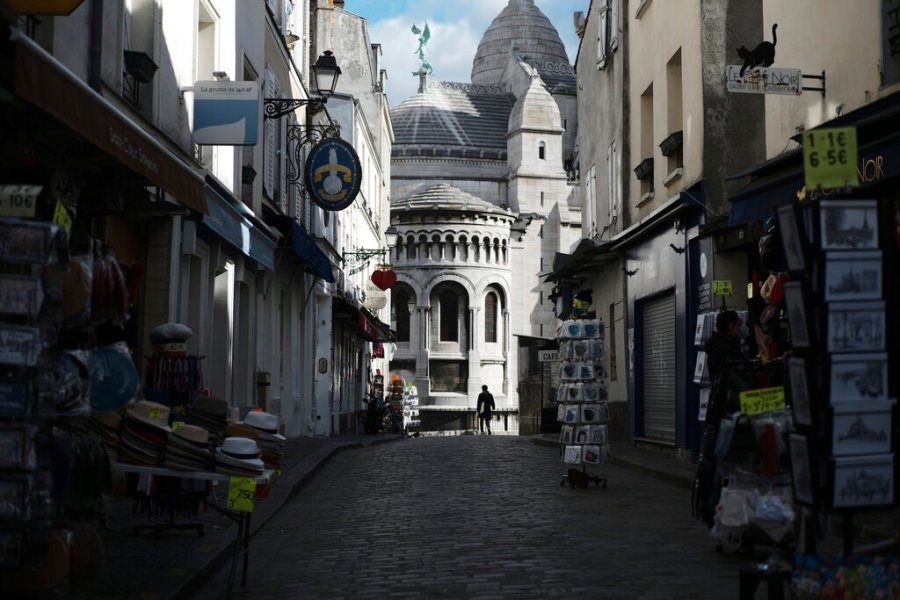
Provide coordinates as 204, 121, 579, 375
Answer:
476, 385, 495, 435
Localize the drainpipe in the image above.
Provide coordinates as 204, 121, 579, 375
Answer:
88, 0, 104, 91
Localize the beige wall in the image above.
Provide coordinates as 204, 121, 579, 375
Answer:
628, 0, 704, 216
763, 0, 890, 157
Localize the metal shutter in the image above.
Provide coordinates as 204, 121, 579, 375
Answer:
641, 291, 676, 441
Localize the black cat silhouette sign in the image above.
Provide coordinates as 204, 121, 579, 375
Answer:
726, 23, 802, 95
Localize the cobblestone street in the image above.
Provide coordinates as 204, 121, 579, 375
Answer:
196, 436, 752, 599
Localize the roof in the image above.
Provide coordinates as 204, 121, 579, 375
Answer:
393, 183, 513, 218
471, 0, 569, 86
389, 83, 515, 156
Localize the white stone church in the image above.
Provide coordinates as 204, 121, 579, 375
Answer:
386, 0, 582, 433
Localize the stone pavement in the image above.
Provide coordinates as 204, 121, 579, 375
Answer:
70, 432, 897, 599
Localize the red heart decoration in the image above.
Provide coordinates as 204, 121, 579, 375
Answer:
371, 268, 397, 290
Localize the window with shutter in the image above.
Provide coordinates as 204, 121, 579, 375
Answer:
263, 69, 278, 199
597, 1, 609, 70
586, 165, 597, 236
607, 142, 618, 222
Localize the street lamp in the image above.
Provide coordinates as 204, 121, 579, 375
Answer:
263, 50, 342, 120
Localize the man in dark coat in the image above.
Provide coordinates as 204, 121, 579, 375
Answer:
476, 385, 495, 435
703, 310, 745, 386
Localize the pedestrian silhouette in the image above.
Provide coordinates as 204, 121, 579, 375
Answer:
476, 385, 495, 435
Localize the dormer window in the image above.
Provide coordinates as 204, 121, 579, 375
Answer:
539, 141, 546, 160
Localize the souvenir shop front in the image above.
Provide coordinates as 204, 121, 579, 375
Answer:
692, 91, 900, 594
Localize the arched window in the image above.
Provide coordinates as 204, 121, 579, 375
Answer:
539, 141, 546, 160
394, 289, 411, 342
439, 291, 458, 342
484, 292, 497, 343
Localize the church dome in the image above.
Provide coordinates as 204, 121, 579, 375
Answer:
471, 0, 569, 86
394, 183, 512, 217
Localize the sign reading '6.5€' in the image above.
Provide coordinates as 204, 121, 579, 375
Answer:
802, 127, 859, 191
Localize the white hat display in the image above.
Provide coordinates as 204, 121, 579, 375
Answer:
215, 436, 264, 472
242, 411, 285, 441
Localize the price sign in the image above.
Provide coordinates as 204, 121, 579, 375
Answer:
739, 386, 786, 415
712, 280, 733, 296
802, 127, 858, 190
0, 185, 41, 218
52, 201, 72, 232
227, 477, 257, 513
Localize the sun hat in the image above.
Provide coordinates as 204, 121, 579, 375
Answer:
125, 400, 171, 431
242, 411, 285, 441
89, 346, 139, 410
216, 436, 264, 470
171, 424, 209, 446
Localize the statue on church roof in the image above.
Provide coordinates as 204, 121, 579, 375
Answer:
411, 22, 433, 76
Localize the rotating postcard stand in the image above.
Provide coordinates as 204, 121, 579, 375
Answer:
555, 316, 611, 490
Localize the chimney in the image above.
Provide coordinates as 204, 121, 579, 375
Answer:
418, 69, 429, 94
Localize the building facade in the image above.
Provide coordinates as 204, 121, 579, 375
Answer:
387, 0, 582, 434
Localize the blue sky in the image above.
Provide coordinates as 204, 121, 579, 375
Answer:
344, 0, 589, 106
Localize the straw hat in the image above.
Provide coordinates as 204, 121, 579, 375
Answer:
216, 436, 263, 470
243, 411, 285, 441
125, 401, 171, 432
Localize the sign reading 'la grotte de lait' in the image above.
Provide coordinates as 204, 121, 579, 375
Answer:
304, 138, 362, 211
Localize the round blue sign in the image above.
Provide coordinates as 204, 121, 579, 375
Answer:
303, 137, 362, 211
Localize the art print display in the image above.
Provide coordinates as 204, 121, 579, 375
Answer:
787, 356, 812, 427
563, 445, 583, 464
831, 401, 894, 457
789, 433, 815, 505
783, 281, 812, 348
823, 251, 882, 302
818, 199, 878, 250
777, 204, 807, 272
832, 454, 894, 508
827, 301, 885, 353
829, 353, 888, 404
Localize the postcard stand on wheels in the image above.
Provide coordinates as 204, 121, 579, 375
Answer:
554, 291, 611, 490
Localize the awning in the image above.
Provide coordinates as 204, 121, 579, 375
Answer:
543, 238, 616, 283
203, 176, 276, 270
267, 215, 334, 282
332, 296, 393, 342
727, 89, 900, 227
11, 31, 207, 213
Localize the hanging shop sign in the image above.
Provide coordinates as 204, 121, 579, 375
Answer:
193, 81, 259, 146
363, 281, 388, 310
370, 267, 397, 291
802, 127, 859, 191
0, 185, 41, 219
726, 65, 802, 95
538, 349, 560, 362
303, 138, 362, 211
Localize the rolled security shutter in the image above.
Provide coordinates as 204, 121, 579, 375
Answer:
641, 291, 676, 441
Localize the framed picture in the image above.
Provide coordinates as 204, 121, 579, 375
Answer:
831, 400, 895, 457
787, 356, 813, 427
582, 445, 602, 465
573, 425, 590, 443
562, 404, 579, 424
693, 351, 708, 384
824, 250, 882, 302
829, 353, 888, 404
563, 445, 583, 464
783, 281, 812, 348
818, 199, 878, 250
777, 204, 807, 272
789, 433, 816, 506
827, 301, 885, 353
831, 453, 894, 508
559, 424, 574, 445
580, 404, 601, 424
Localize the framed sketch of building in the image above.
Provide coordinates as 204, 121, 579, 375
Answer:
829, 353, 888, 404
777, 204, 807, 272
831, 400, 895, 456
787, 356, 812, 427
832, 454, 894, 508
784, 281, 812, 348
789, 433, 815, 505
818, 199, 878, 250
827, 301, 885, 353
824, 251, 882, 302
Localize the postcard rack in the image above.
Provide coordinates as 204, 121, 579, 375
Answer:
775, 198, 896, 555
554, 316, 611, 490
